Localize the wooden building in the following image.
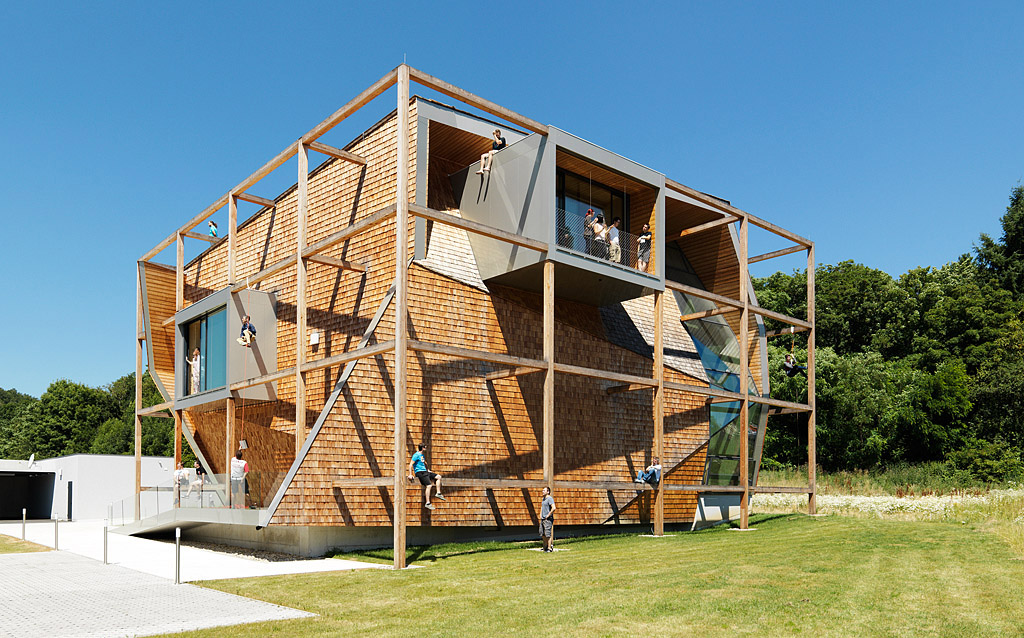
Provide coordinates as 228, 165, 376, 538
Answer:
132, 66, 816, 566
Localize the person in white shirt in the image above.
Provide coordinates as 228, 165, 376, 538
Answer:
634, 457, 662, 485
230, 450, 249, 509
608, 217, 622, 263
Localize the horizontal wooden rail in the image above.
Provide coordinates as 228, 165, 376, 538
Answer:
408, 66, 548, 135
306, 254, 367, 273
553, 480, 653, 491
606, 383, 653, 395
302, 204, 397, 259
409, 204, 548, 252
679, 307, 732, 322
230, 255, 294, 292
306, 140, 367, 165
749, 244, 805, 264
664, 280, 742, 309
137, 401, 174, 417
677, 216, 737, 239
161, 316, 175, 328
183, 231, 217, 244
235, 192, 276, 208
484, 366, 545, 382
766, 325, 811, 337
299, 340, 396, 374
753, 485, 813, 494
749, 306, 812, 330
407, 340, 547, 370
443, 478, 545, 489
332, 475, 811, 494
664, 381, 813, 412
663, 484, 746, 493
229, 367, 296, 392
554, 362, 657, 388
333, 477, 392, 488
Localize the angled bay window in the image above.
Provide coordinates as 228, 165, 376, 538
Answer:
184, 307, 226, 395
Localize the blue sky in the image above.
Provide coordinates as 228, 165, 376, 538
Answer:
1, 1, 1022, 398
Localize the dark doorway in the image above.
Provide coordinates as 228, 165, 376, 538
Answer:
0, 472, 55, 520
67, 481, 73, 520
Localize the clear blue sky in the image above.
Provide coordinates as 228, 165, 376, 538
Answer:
1, 2, 1022, 398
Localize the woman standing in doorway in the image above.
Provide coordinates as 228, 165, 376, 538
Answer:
188, 348, 201, 395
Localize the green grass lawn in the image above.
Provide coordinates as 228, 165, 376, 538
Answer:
164, 514, 1024, 637
0, 533, 50, 554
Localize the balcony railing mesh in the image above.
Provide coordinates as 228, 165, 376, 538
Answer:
556, 209, 652, 274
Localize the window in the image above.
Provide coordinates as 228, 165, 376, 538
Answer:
184, 307, 226, 395
556, 168, 628, 253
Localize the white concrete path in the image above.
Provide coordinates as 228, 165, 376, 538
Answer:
0, 519, 387, 582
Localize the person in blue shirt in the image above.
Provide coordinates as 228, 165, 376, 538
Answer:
237, 315, 257, 347
407, 443, 445, 510
208, 220, 218, 237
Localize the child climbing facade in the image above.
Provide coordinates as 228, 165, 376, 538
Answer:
407, 443, 446, 510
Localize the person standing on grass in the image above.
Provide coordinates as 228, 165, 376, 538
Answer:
407, 443, 446, 510
539, 486, 556, 552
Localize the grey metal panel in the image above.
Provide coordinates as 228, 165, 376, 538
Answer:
453, 133, 554, 279
173, 286, 278, 410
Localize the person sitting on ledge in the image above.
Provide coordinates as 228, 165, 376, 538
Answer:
783, 353, 808, 377
237, 315, 257, 347
634, 457, 661, 485
476, 129, 507, 174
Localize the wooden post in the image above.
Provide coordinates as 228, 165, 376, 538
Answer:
226, 397, 235, 506
134, 263, 143, 522
806, 245, 817, 514
173, 410, 182, 467
738, 217, 750, 529
543, 260, 555, 490
393, 64, 410, 570
653, 290, 665, 535
175, 233, 184, 311
296, 144, 308, 456
228, 194, 238, 285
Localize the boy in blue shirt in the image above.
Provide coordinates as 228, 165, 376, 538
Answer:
407, 443, 445, 510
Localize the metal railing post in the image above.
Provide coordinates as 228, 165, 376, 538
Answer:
21, 509, 26, 540
174, 527, 181, 584
103, 520, 108, 565
54, 518, 58, 550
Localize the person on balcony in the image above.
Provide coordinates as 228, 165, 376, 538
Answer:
637, 223, 652, 272
187, 348, 201, 395
185, 460, 205, 501
237, 315, 257, 347
476, 129, 507, 174
634, 457, 662, 486
173, 462, 188, 506
592, 215, 609, 259
407, 443, 446, 510
583, 209, 596, 255
230, 450, 249, 509
608, 217, 622, 263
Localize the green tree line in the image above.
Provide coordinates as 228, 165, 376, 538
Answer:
758, 184, 1024, 481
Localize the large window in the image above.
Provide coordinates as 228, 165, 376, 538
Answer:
184, 307, 226, 395
556, 168, 628, 252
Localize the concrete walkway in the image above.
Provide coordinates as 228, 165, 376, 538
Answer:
0, 551, 314, 638
0, 519, 387, 582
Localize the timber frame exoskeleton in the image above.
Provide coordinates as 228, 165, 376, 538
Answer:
135, 65, 816, 569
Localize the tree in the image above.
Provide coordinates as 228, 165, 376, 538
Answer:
26, 380, 119, 458
976, 184, 1024, 298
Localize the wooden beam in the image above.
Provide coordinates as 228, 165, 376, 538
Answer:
296, 144, 309, 458
299, 340, 396, 374
137, 401, 174, 417
234, 192, 276, 208
393, 65, 410, 572
228, 194, 238, 285
807, 245, 817, 515
141, 194, 228, 261
664, 178, 812, 248
183, 231, 217, 243
305, 141, 367, 166
739, 217, 750, 530
173, 410, 182, 473
305, 254, 368, 273
175, 233, 184, 312
134, 264, 143, 522
230, 255, 293, 293
302, 204, 397, 259
676, 215, 738, 240
408, 340, 547, 370
226, 397, 235, 506
679, 307, 731, 322
749, 244, 805, 264
553, 362, 657, 388
543, 260, 554, 491
484, 366, 544, 382
161, 315, 175, 328
754, 485, 814, 494
749, 305, 812, 330
407, 66, 549, 136
552, 480, 653, 491
444, 478, 546, 489
301, 67, 398, 143
653, 290, 665, 536
663, 484, 746, 493
765, 325, 810, 338
229, 367, 296, 392
333, 477, 392, 488
664, 279, 742, 310
409, 204, 548, 252
605, 383, 652, 395
665, 380, 813, 412
768, 406, 807, 415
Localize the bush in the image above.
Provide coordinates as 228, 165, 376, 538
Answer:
946, 440, 1024, 484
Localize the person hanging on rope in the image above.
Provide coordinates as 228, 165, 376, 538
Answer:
230, 449, 249, 509
407, 443, 446, 510
633, 457, 661, 486
476, 129, 507, 174
783, 353, 808, 378
237, 315, 257, 347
